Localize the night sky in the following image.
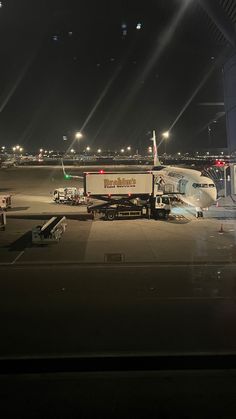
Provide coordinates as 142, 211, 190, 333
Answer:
0, 0, 228, 152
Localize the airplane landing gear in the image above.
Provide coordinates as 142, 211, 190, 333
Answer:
196, 207, 203, 218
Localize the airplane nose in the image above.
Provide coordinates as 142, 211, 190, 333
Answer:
201, 189, 217, 207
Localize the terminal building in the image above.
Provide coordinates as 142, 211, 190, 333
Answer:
199, 0, 236, 195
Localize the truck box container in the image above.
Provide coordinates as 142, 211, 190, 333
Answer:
84, 172, 153, 196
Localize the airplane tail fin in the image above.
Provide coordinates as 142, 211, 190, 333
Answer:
151, 130, 161, 167
61, 159, 82, 180
61, 159, 66, 177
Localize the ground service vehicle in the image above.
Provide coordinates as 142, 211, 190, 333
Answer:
32, 216, 67, 244
0, 195, 12, 210
0, 210, 6, 230
84, 172, 171, 220
53, 187, 87, 205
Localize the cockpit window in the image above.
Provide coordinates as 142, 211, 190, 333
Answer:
192, 183, 215, 188
162, 196, 170, 205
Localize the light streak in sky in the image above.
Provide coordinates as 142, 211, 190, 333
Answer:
0, 58, 33, 113
106, 0, 191, 135
66, 64, 123, 153
168, 51, 226, 133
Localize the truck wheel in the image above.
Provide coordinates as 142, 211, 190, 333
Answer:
106, 211, 115, 221
157, 210, 166, 219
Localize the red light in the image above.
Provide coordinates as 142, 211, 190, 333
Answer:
215, 160, 225, 167
99, 170, 104, 174
128, 193, 131, 197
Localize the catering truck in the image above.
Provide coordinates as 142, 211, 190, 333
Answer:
84, 171, 171, 220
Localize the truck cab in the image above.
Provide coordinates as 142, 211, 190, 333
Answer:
0, 195, 12, 211
152, 193, 171, 219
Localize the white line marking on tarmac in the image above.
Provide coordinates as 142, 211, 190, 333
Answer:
11, 251, 25, 265
0, 261, 236, 268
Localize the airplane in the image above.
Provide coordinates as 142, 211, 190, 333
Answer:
61, 132, 217, 218
151, 130, 217, 217
0, 157, 17, 169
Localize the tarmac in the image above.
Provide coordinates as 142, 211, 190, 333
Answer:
0, 165, 236, 265
1, 166, 236, 361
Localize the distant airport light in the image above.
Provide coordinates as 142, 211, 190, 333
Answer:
215, 160, 225, 167
16, 145, 20, 150
39, 148, 43, 153
70, 149, 75, 153
121, 149, 124, 153
12, 147, 16, 152
75, 131, 83, 139
19, 147, 23, 152
177, 152, 181, 156
127, 146, 131, 151
86, 146, 90, 151
162, 131, 169, 139
97, 148, 102, 153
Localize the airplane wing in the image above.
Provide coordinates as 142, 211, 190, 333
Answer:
61, 159, 83, 180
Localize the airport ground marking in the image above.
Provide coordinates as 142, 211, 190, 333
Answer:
1, 260, 236, 268
11, 251, 25, 265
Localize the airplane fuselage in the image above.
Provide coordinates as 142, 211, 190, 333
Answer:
152, 166, 217, 210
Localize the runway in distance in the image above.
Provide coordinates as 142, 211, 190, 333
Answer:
151, 131, 217, 216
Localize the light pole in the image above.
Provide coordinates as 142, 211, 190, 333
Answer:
162, 131, 169, 155
13, 145, 23, 156
224, 165, 227, 197
74, 131, 83, 155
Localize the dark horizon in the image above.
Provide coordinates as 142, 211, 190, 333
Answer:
0, 0, 229, 152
